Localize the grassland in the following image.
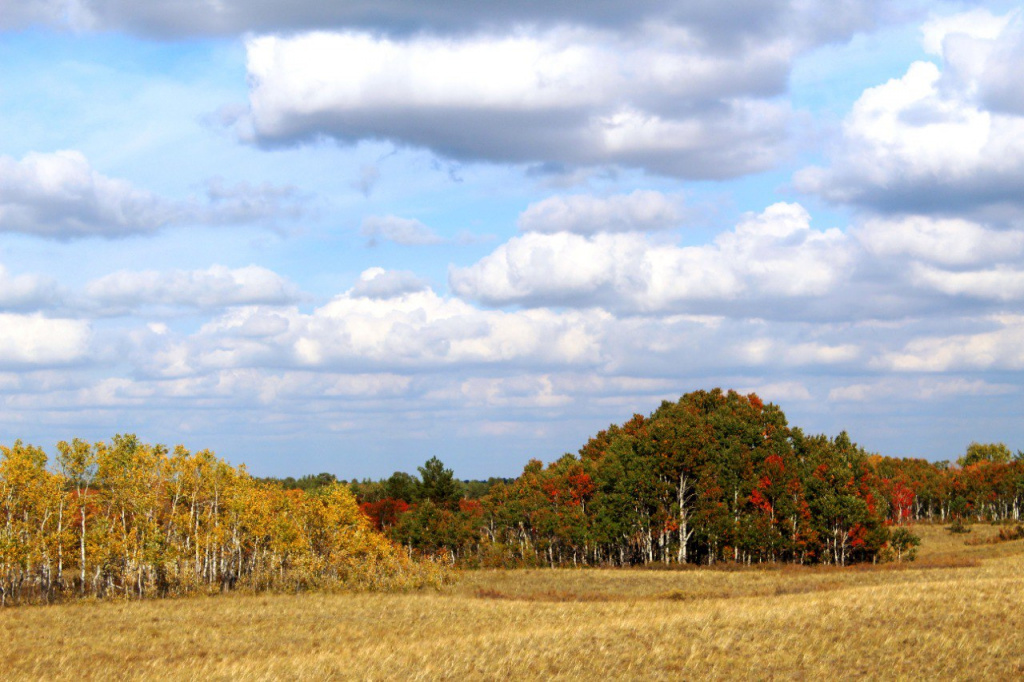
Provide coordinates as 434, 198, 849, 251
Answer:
1, 524, 1022, 680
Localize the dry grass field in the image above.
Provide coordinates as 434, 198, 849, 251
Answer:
1, 524, 1022, 680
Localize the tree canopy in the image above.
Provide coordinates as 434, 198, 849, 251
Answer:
0, 438, 446, 606
355, 390, 1024, 569
958, 442, 1013, 467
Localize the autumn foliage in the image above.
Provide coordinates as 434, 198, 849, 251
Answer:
366, 391, 1024, 569
381, 389, 1024, 567
0, 435, 447, 606
364, 390, 902, 567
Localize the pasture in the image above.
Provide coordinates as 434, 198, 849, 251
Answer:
1, 525, 1022, 680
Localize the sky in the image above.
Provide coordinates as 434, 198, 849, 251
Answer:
1, 1, 1024, 478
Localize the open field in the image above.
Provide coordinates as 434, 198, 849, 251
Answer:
1, 525, 1022, 680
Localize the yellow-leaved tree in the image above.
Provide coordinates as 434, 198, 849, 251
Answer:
0, 436, 449, 606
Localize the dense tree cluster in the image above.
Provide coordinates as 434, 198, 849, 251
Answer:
4, 389, 1021, 604
0, 435, 445, 606
355, 390, 1024, 568
870, 448, 1024, 523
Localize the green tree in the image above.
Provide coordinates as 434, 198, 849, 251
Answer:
418, 457, 460, 506
959, 442, 1013, 467
888, 527, 920, 562
384, 471, 422, 502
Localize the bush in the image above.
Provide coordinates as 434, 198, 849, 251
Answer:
946, 518, 972, 534
888, 527, 921, 562
997, 525, 1024, 542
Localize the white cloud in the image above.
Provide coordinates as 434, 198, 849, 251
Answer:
361, 215, 443, 246
244, 29, 794, 178
874, 315, 1024, 372
426, 375, 573, 409
163, 370, 413, 405
735, 337, 859, 367
973, 16, 1024, 115
145, 287, 613, 377
12, 0, 882, 44
0, 265, 60, 311
85, 265, 302, 311
829, 377, 1015, 402
920, 8, 1014, 57
350, 267, 429, 299
124, 265, 895, 401
518, 190, 683, 234
910, 264, 1024, 301
0, 151, 305, 239
6, 251, 1011, 467
0, 369, 414, 412
797, 9, 1024, 217
0, 150, 176, 238
855, 216, 1024, 266
735, 381, 813, 402
850, 215, 1024, 303
919, 8, 1024, 114
451, 202, 852, 314
0, 313, 90, 365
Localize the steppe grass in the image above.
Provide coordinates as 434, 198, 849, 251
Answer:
2, 524, 1022, 680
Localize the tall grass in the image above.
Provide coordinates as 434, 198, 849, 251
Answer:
1, 525, 1021, 680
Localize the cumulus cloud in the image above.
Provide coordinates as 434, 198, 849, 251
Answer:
920, 8, 1024, 114
0, 151, 305, 239
0, 150, 177, 238
739, 339, 860, 366
85, 265, 302, 312
145, 287, 612, 378
855, 216, 1024, 267
350, 268, 429, 299
0, 265, 61, 311
796, 9, 1024, 218
518, 190, 683, 234
451, 202, 852, 315
4, 252, 1011, 466
361, 215, 443, 246
910, 264, 1024, 302
874, 315, 1024, 372
848, 214, 1024, 303
132, 272, 889, 392
244, 29, 794, 178
0, 313, 90, 366
735, 381, 813, 402
919, 8, 1013, 57
426, 375, 573, 410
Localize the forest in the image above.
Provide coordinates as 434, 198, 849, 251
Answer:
1, 388, 1022, 605
344, 390, 1023, 568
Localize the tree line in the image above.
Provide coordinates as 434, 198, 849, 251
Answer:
0, 435, 445, 606
4, 388, 1021, 604
352, 390, 1022, 568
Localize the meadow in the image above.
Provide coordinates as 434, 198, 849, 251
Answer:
0, 525, 1021, 680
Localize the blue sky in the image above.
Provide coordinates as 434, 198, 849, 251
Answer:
2, 1, 1024, 478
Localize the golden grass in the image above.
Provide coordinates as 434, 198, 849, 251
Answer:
2, 524, 1023, 680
